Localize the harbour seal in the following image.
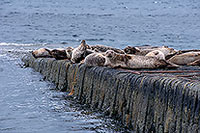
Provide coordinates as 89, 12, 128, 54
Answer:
50, 49, 67, 60
168, 52, 200, 65
89, 45, 125, 54
71, 40, 94, 63
123, 45, 177, 59
145, 50, 165, 60
83, 52, 106, 67
104, 50, 176, 69
123, 46, 141, 54
32, 48, 52, 58
46, 47, 74, 60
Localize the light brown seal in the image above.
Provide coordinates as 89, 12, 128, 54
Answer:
50, 49, 67, 60
123, 46, 141, 54
123, 45, 177, 59
89, 45, 125, 54
168, 52, 200, 65
32, 48, 52, 58
50, 47, 73, 60
104, 50, 176, 69
83, 53, 106, 66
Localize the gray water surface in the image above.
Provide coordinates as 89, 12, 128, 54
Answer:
0, 0, 200, 132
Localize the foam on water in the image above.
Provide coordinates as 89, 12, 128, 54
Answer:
0, 42, 36, 46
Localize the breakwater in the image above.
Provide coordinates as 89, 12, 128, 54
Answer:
22, 54, 200, 132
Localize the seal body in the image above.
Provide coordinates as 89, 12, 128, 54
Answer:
32, 48, 52, 58
104, 50, 174, 69
145, 50, 165, 60
124, 45, 177, 59
89, 45, 125, 54
84, 53, 106, 66
168, 52, 200, 65
46, 47, 74, 60
123, 46, 141, 54
71, 40, 89, 63
50, 49, 67, 60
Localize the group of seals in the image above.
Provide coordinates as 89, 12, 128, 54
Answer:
32, 40, 200, 69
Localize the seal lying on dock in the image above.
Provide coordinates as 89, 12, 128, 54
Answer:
50, 47, 74, 60
168, 52, 200, 65
89, 45, 125, 54
83, 53, 106, 66
104, 50, 177, 69
123, 46, 141, 54
32, 48, 52, 58
50, 49, 67, 60
123, 45, 177, 59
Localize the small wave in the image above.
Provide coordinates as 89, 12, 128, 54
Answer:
86, 38, 105, 42
0, 68, 3, 72
0, 42, 34, 46
0, 42, 45, 47
69, 13, 114, 17
0, 127, 16, 131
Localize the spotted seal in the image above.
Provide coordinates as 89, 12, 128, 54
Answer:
89, 45, 125, 54
123, 46, 141, 54
123, 45, 177, 59
32, 48, 52, 58
104, 50, 177, 69
83, 52, 106, 66
168, 51, 200, 65
50, 47, 74, 60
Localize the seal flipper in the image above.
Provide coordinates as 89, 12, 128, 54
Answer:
187, 59, 200, 66
165, 60, 179, 68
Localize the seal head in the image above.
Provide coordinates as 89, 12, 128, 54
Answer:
145, 50, 165, 60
